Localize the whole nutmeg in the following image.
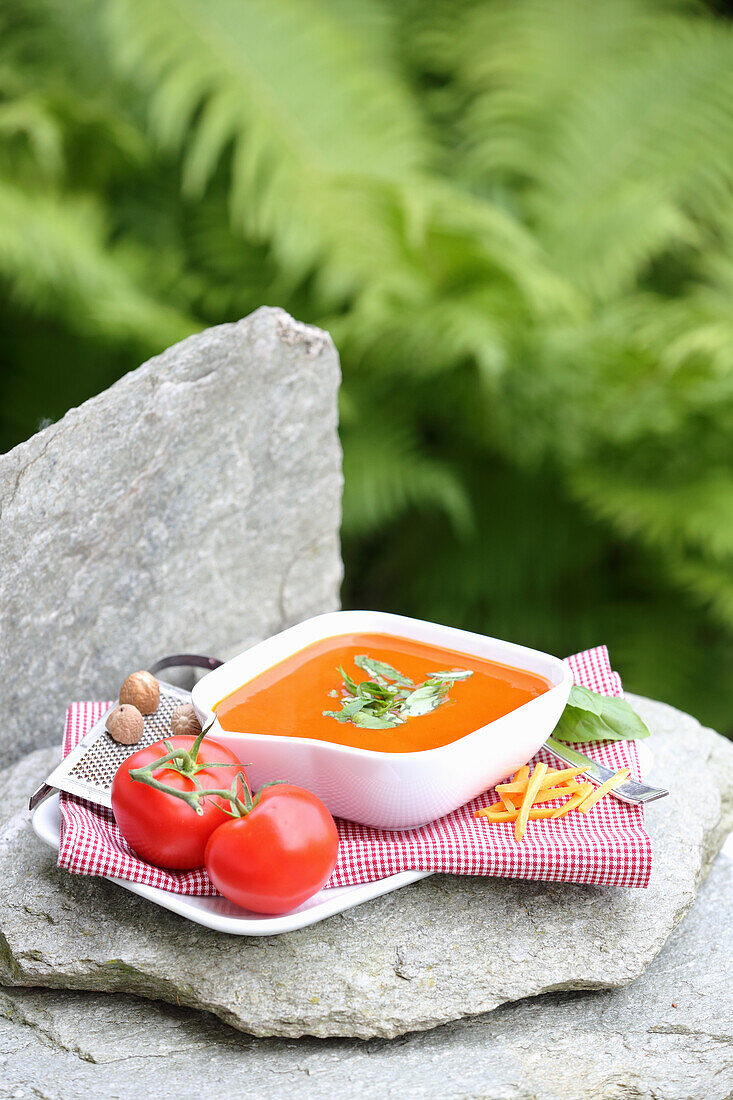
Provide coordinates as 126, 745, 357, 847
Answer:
119, 670, 159, 715
106, 704, 144, 745
170, 703, 202, 737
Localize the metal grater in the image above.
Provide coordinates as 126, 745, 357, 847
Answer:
29, 654, 223, 811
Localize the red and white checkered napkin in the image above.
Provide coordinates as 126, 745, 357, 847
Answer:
58, 645, 652, 894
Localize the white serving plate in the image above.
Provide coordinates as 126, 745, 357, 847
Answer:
33, 744, 657, 937
192, 610, 573, 829
31, 794, 429, 936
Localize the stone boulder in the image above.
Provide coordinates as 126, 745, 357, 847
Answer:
0, 307, 343, 766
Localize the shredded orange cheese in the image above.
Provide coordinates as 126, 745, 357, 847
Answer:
550, 781, 593, 817
577, 768, 630, 813
496, 766, 585, 796
515, 762, 548, 840
475, 764, 630, 840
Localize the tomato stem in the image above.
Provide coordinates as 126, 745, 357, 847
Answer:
127, 721, 284, 818
189, 718, 212, 762
128, 761, 251, 816
127, 763, 205, 814
127, 718, 245, 816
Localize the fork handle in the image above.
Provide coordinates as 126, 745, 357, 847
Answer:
544, 737, 669, 805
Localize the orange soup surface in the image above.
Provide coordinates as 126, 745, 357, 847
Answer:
215, 633, 550, 753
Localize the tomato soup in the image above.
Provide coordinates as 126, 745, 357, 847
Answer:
215, 633, 550, 753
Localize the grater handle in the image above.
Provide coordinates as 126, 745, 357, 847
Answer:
29, 655, 223, 812
29, 781, 55, 812
148, 654, 223, 675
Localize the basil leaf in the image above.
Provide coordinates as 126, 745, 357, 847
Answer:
566, 684, 606, 716
322, 696, 369, 722
357, 681, 396, 702
552, 688, 650, 743
338, 666, 358, 695
430, 669, 474, 682
401, 684, 444, 717
354, 655, 414, 687
351, 710, 403, 729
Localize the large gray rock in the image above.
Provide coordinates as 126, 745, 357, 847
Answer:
1, 850, 731, 1098
1, 696, 731, 1040
0, 307, 343, 767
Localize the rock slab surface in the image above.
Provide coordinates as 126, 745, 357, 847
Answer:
0, 696, 731, 1041
0, 854, 729, 1099
0, 307, 343, 766
1, 796, 731, 1098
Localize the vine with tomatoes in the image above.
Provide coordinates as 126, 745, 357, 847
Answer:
110, 722, 339, 914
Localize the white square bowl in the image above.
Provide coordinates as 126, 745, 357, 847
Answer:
191, 611, 572, 830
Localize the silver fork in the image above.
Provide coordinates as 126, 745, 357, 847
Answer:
544, 736, 669, 805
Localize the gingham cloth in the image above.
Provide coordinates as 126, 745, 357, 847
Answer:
58, 645, 652, 893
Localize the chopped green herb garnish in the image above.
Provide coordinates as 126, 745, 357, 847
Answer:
324, 655, 472, 729
353, 655, 415, 687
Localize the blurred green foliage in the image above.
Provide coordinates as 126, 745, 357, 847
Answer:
2, 0, 733, 732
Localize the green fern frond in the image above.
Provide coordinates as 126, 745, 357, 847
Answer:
451, 0, 733, 298
105, 0, 572, 323
572, 466, 733, 557
609, 288, 733, 380
0, 181, 196, 346
341, 412, 472, 538
0, 95, 63, 177
570, 465, 733, 625
666, 555, 733, 627
106, 0, 431, 293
